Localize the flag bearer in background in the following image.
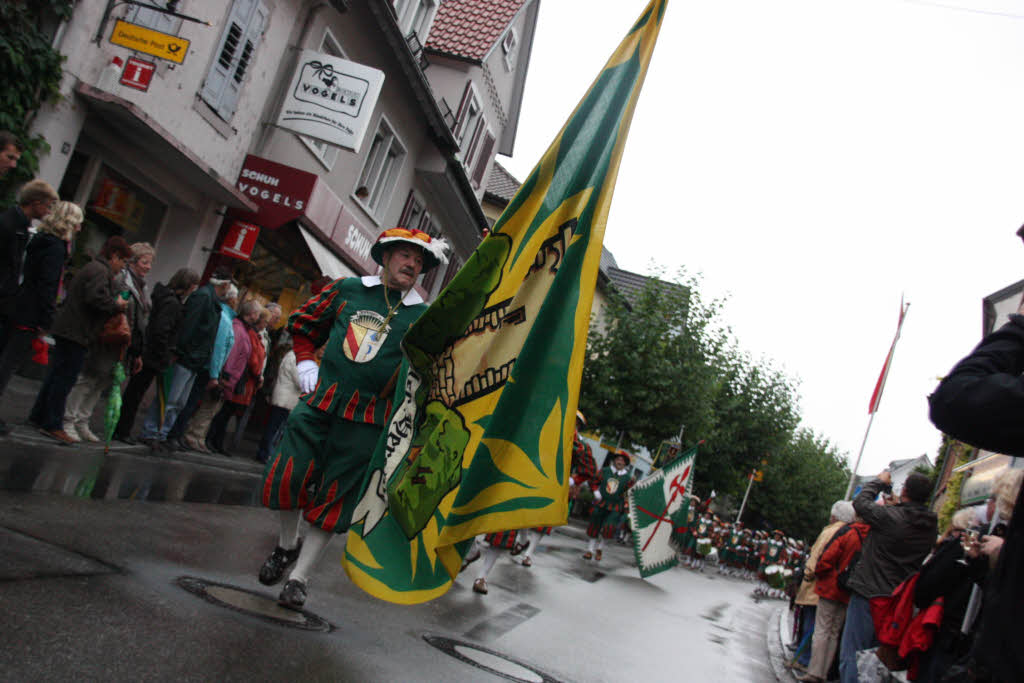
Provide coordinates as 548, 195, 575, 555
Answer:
583, 451, 633, 561
467, 412, 598, 593
515, 411, 599, 568
256, 227, 447, 610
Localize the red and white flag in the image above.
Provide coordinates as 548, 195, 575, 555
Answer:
868, 298, 910, 414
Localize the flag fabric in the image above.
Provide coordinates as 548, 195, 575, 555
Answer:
868, 298, 909, 414
628, 444, 697, 578
340, 0, 668, 604
652, 440, 681, 469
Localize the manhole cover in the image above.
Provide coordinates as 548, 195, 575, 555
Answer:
176, 576, 332, 632
423, 634, 562, 682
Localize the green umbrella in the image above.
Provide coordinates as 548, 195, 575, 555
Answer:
103, 360, 127, 454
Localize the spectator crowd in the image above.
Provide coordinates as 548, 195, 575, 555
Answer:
0, 130, 322, 463
776, 466, 1021, 683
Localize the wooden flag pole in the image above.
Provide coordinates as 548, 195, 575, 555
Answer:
846, 299, 909, 501
736, 470, 755, 522
844, 412, 877, 500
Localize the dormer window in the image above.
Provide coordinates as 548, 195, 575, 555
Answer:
501, 27, 518, 71
396, 0, 438, 40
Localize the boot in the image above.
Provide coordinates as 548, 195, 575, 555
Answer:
62, 420, 81, 442
76, 421, 100, 442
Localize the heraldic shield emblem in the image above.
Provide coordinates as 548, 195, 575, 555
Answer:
344, 310, 391, 363
605, 478, 620, 495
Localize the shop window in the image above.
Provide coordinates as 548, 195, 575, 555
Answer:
354, 117, 406, 221
470, 128, 495, 189
299, 29, 345, 170
200, 0, 269, 121
68, 163, 167, 270
125, 0, 182, 34
501, 27, 518, 72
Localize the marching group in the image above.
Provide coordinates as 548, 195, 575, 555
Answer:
676, 513, 807, 589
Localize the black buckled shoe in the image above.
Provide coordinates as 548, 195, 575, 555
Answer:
278, 578, 307, 611
258, 540, 303, 586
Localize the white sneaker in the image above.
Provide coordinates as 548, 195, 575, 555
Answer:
76, 422, 100, 442
62, 421, 81, 442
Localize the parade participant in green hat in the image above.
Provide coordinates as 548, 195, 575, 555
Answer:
582, 449, 633, 561
256, 226, 448, 610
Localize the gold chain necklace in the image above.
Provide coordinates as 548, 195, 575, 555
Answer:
380, 271, 406, 329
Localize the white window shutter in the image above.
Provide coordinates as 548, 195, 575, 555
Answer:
220, 1, 267, 120
128, 0, 179, 33
201, 0, 264, 120
471, 131, 495, 188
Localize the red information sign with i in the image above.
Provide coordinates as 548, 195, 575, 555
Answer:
220, 221, 260, 259
120, 56, 156, 92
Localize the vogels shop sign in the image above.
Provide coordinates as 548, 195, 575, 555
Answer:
276, 50, 385, 153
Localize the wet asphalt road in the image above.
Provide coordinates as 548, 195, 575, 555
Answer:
0, 426, 788, 682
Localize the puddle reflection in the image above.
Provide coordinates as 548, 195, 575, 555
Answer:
0, 445, 262, 506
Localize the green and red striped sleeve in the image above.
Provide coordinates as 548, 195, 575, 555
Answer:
287, 278, 346, 363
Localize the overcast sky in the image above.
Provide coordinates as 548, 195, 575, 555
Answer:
499, 0, 1024, 476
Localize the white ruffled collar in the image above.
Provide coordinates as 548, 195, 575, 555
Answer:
361, 275, 423, 306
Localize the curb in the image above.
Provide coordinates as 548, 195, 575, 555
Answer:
765, 604, 795, 682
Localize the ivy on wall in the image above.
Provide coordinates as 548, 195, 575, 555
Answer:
0, 0, 75, 200
938, 440, 975, 532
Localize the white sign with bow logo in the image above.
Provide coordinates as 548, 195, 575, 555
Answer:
276, 49, 385, 152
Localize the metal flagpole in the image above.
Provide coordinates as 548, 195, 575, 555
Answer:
737, 470, 755, 522
845, 413, 877, 500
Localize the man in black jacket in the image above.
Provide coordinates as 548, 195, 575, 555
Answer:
112, 268, 199, 444
0, 179, 57, 348
138, 269, 231, 448
837, 471, 937, 683
929, 310, 1024, 682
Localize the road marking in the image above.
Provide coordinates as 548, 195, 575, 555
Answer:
462, 602, 541, 641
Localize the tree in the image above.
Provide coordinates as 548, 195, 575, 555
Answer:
743, 428, 849, 540
0, 1, 73, 198
693, 346, 801, 497
580, 268, 725, 454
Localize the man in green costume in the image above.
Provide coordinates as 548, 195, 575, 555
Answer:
256, 227, 448, 610
582, 450, 633, 561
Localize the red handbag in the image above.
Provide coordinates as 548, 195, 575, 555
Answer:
99, 312, 131, 346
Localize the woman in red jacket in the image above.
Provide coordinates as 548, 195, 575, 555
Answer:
207, 301, 266, 455
797, 517, 870, 683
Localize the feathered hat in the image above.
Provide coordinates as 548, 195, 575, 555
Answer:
370, 226, 449, 272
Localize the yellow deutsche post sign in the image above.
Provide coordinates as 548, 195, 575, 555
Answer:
109, 20, 190, 65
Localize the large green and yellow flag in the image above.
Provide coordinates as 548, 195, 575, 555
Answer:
342, 0, 668, 604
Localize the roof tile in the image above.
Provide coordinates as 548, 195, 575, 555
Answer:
425, 0, 527, 62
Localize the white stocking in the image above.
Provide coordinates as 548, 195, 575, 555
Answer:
476, 546, 501, 581
277, 509, 303, 550
288, 525, 333, 584
523, 529, 544, 560
596, 536, 605, 551
587, 537, 598, 554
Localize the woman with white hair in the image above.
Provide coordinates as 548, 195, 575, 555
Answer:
791, 501, 854, 675
0, 201, 80, 435
797, 501, 861, 683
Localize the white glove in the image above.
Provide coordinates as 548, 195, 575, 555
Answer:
297, 359, 319, 394
593, 489, 603, 502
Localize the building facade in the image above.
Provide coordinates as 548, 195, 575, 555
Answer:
29, 0, 539, 316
